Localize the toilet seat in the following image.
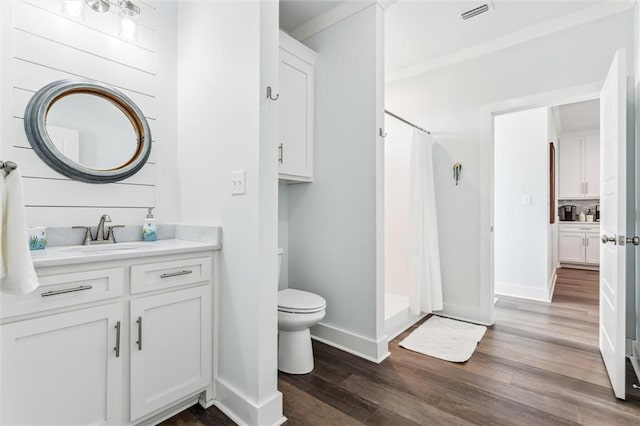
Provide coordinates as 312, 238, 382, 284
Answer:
278, 289, 326, 314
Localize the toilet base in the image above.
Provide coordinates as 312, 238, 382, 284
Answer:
278, 328, 314, 374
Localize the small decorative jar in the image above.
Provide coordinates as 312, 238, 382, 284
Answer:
27, 227, 47, 250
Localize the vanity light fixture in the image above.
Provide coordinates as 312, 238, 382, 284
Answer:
62, 1, 85, 21
119, 0, 141, 41
85, 0, 110, 13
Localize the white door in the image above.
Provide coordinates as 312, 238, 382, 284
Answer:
599, 49, 627, 399
0, 304, 122, 425
130, 286, 211, 421
558, 232, 585, 263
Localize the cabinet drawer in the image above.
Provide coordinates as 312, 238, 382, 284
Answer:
559, 224, 599, 233
1, 268, 124, 319
130, 257, 212, 294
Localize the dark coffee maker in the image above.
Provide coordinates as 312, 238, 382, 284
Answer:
596, 205, 600, 221
559, 205, 576, 221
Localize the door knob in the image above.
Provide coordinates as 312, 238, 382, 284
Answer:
626, 236, 640, 246
601, 234, 616, 244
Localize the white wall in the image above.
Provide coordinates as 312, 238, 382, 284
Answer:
278, 183, 289, 291
494, 108, 550, 301
177, 2, 282, 425
287, 4, 387, 360
386, 11, 634, 323
383, 116, 412, 298
1, 0, 178, 226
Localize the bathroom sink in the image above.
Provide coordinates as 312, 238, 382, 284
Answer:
59, 242, 153, 254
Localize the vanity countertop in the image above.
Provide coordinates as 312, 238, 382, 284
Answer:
558, 221, 600, 226
31, 238, 221, 268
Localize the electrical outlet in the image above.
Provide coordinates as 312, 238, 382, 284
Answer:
231, 170, 246, 195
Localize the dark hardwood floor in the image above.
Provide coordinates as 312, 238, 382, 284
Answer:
162, 267, 640, 425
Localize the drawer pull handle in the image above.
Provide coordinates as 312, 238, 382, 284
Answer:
136, 316, 143, 351
41, 285, 93, 297
160, 270, 193, 279
114, 321, 121, 358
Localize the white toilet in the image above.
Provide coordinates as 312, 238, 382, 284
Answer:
277, 249, 326, 374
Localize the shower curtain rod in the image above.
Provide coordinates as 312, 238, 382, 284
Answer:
385, 110, 431, 135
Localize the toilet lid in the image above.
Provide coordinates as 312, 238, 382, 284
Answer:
278, 289, 326, 313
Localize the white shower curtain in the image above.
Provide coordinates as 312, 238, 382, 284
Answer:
408, 130, 443, 315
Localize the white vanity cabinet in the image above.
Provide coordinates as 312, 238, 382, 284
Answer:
278, 31, 317, 183
129, 258, 212, 421
558, 223, 600, 267
558, 134, 600, 199
0, 242, 218, 426
1, 303, 123, 426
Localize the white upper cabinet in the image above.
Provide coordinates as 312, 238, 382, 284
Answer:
583, 134, 600, 198
558, 136, 583, 199
279, 32, 317, 183
558, 134, 600, 199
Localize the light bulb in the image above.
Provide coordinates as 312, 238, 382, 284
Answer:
62, 0, 85, 21
119, 1, 139, 41
120, 15, 137, 40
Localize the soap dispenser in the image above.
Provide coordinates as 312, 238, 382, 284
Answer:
142, 208, 157, 242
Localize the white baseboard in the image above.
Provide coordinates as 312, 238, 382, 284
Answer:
548, 271, 558, 301
495, 281, 552, 303
214, 378, 284, 426
311, 322, 389, 363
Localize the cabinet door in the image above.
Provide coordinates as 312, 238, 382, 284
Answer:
130, 285, 211, 421
585, 234, 601, 264
558, 137, 584, 199
1, 304, 122, 425
584, 134, 600, 198
558, 232, 586, 263
279, 48, 313, 181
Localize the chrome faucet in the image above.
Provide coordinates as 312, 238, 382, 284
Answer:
96, 214, 112, 241
73, 214, 124, 245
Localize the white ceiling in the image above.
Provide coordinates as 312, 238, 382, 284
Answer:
556, 99, 600, 134
280, 0, 343, 33
385, 0, 606, 73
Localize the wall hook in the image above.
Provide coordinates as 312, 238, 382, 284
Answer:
453, 162, 462, 186
379, 128, 388, 138
266, 86, 279, 101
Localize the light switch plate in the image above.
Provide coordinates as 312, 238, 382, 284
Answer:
231, 170, 246, 195
522, 194, 532, 205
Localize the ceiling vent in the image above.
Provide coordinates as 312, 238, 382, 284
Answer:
461, 3, 492, 20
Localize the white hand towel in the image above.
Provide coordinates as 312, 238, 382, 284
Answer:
1, 169, 39, 294
0, 172, 5, 280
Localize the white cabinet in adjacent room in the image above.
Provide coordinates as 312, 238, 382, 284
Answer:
278, 31, 317, 183
558, 232, 585, 264
558, 224, 600, 267
1, 303, 123, 426
129, 285, 212, 421
558, 134, 600, 199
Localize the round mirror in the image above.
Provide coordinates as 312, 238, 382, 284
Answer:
24, 79, 152, 183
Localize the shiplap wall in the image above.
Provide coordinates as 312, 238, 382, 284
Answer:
2, 0, 161, 226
